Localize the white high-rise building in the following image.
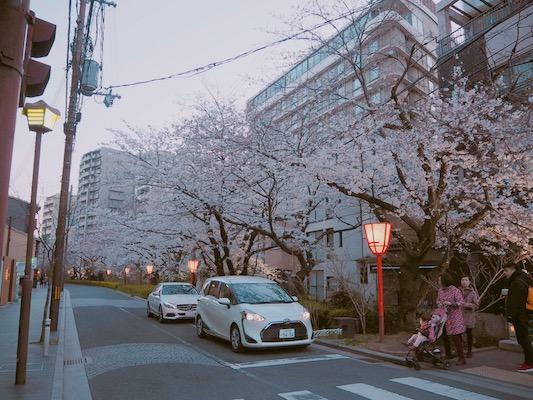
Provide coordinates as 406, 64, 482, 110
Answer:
248, 0, 439, 301
75, 147, 135, 234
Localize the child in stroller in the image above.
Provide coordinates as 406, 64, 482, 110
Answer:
404, 308, 451, 370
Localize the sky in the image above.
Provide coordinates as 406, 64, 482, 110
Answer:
9, 0, 321, 204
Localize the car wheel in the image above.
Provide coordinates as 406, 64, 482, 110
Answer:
196, 316, 207, 338
231, 324, 245, 353
158, 306, 165, 323
146, 302, 152, 317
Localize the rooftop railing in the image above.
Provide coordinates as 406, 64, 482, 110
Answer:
437, 0, 528, 58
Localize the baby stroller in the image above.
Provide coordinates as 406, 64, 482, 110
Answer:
405, 308, 451, 370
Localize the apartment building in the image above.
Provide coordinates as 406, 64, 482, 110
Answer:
248, 0, 439, 300
75, 147, 135, 234
41, 192, 77, 248
436, 0, 532, 99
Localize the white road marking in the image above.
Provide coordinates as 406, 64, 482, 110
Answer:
391, 377, 500, 400
229, 354, 349, 370
278, 390, 328, 400
338, 383, 413, 399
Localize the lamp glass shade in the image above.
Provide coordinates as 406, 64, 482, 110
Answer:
364, 222, 392, 256
106, 269, 111, 275
124, 267, 131, 275
188, 260, 199, 273
22, 100, 60, 133
146, 264, 154, 274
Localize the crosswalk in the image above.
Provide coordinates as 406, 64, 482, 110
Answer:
233, 375, 501, 400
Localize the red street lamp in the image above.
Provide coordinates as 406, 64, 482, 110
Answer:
106, 269, 111, 281
124, 266, 131, 285
146, 264, 154, 285
188, 260, 199, 286
364, 222, 392, 343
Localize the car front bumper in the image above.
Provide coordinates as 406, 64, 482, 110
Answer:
241, 319, 314, 348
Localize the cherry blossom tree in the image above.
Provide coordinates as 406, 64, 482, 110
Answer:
310, 80, 532, 326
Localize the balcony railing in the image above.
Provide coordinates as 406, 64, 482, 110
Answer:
437, 0, 528, 58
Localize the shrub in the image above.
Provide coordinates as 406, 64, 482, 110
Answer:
65, 279, 155, 299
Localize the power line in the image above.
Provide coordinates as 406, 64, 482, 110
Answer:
104, 10, 354, 91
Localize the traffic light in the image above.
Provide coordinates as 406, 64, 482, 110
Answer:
19, 12, 56, 106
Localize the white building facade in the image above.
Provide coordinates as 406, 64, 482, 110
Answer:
75, 147, 135, 234
249, 0, 439, 301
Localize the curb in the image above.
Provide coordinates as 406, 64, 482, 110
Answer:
51, 293, 66, 400
315, 339, 406, 366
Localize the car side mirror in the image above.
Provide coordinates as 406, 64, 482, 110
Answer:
292, 296, 299, 302
218, 297, 231, 308
152, 292, 159, 297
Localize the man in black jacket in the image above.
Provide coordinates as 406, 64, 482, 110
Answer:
503, 264, 533, 372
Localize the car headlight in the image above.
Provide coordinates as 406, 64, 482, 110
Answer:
242, 310, 265, 322
163, 302, 177, 309
302, 309, 311, 320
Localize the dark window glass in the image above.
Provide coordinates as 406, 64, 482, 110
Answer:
231, 283, 293, 304
162, 284, 199, 295
206, 281, 220, 297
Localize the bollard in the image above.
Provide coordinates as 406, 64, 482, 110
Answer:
43, 318, 51, 356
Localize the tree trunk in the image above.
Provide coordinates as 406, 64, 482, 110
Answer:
398, 259, 423, 329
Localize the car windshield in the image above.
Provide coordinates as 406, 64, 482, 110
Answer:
231, 283, 294, 304
161, 284, 198, 295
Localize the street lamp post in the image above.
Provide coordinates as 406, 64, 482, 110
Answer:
124, 266, 130, 285
188, 260, 199, 286
146, 264, 154, 285
16, 100, 60, 385
363, 222, 392, 343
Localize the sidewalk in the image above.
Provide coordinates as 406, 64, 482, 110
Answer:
0, 286, 91, 400
316, 334, 533, 389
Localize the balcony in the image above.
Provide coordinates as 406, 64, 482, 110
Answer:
437, 0, 529, 58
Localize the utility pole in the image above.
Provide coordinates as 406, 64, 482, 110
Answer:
0, 0, 30, 270
50, 0, 87, 332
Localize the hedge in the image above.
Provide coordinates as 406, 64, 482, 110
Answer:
65, 279, 155, 299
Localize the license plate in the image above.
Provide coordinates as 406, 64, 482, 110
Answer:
186, 311, 195, 317
279, 328, 295, 339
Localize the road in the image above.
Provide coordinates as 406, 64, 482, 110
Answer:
69, 284, 531, 400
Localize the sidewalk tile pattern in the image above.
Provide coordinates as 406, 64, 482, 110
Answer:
82, 343, 220, 379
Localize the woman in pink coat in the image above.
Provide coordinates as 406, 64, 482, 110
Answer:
437, 273, 466, 365
460, 275, 479, 358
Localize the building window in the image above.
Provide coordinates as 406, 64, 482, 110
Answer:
326, 229, 334, 248
352, 78, 362, 97
427, 55, 435, 70
370, 91, 381, 104
360, 264, 368, 284
368, 40, 379, 54
338, 231, 343, 248
404, 13, 423, 34
369, 67, 380, 82
327, 276, 338, 291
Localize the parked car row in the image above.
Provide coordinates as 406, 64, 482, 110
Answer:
147, 276, 314, 352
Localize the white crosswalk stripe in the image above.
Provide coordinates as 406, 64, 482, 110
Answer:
391, 377, 500, 400
278, 390, 328, 400
229, 354, 349, 370
338, 383, 413, 400
234, 376, 504, 400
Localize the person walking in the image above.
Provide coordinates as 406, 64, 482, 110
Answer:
437, 272, 467, 365
460, 275, 479, 358
503, 264, 533, 372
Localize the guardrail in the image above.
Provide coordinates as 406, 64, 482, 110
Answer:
437, 0, 528, 57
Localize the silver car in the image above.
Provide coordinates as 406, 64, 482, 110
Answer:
147, 282, 199, 323
195, 276, 314, 352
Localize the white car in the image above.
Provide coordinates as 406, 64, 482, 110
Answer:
195, 276, 314, 352
147, 282, 199, 323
